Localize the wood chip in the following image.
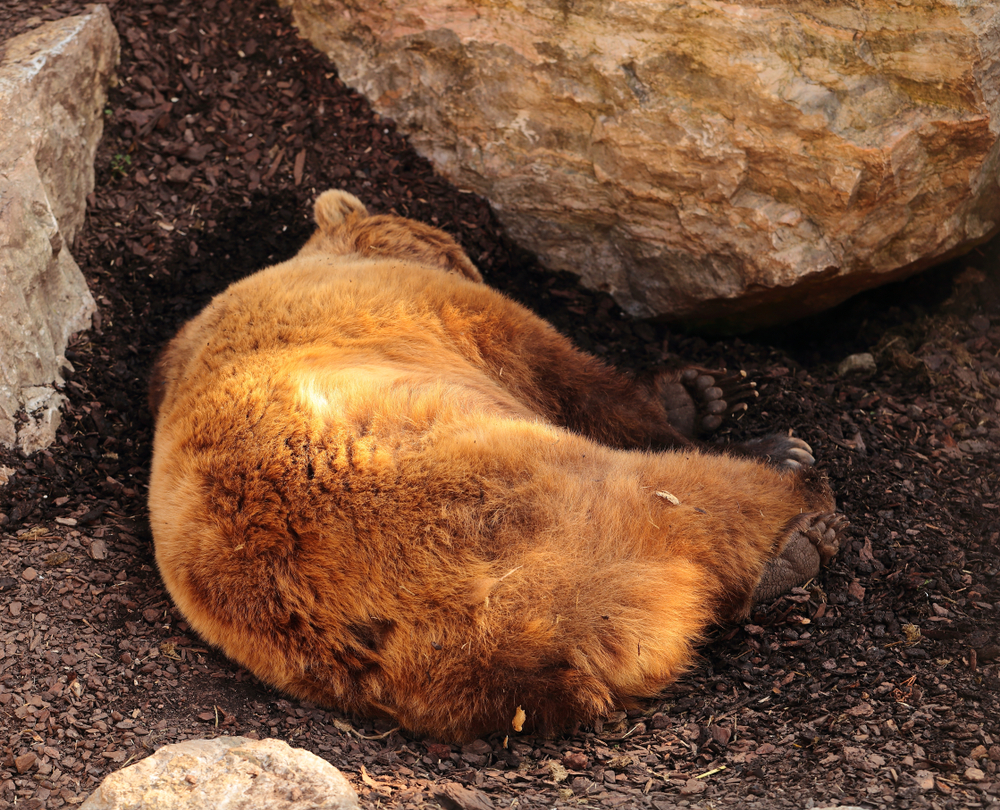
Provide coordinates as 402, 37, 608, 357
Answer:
293, 148, 306, 186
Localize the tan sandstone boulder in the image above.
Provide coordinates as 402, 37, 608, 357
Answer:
279, 0, 1000, 330
80, 737, 360, 810
0, 7, 117, 453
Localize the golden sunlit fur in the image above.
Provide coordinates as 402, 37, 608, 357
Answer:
149, 191, 840, 743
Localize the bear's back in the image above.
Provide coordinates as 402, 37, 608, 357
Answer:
150, 255, 541, 424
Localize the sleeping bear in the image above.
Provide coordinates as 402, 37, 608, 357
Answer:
148, 190, 845, 743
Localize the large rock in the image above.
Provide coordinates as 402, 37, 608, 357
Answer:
279, 0, 1000, 330
0, 7, 116, 453
80, 737, 360, 810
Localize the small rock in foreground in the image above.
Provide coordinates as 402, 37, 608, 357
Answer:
80, 736, 360, 810
837, 352, 877, 376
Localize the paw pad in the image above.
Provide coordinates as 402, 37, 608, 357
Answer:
658, 367, 758, 437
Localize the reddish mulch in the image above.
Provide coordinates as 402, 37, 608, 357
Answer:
1, 0, 999, 808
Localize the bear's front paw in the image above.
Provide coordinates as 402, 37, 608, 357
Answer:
654, 367, 758, 438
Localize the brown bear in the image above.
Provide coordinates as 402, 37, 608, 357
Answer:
148, 190, 845, 743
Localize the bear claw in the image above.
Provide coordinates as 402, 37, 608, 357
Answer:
735, 433, 816, 469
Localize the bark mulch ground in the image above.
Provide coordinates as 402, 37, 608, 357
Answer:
1, 0, 999, 807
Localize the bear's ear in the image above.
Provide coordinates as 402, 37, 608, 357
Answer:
313, 189, 369, 232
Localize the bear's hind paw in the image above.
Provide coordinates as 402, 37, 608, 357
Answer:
807, 511, 848, 565
752, 510, 849, 605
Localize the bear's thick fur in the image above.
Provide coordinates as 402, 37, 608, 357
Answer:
148, 191, 844, 742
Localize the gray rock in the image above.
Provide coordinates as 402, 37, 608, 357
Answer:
0, 7, 118, 453
80, 736, 360, 810
837, 353, 877, 376
279, 0, 1000, 331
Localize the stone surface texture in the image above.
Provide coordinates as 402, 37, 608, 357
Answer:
79, 737, 360, 810
0, 6, 116, 453
279, 0, 1000, 330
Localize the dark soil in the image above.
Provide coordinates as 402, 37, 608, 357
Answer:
1, 1, 999, 808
